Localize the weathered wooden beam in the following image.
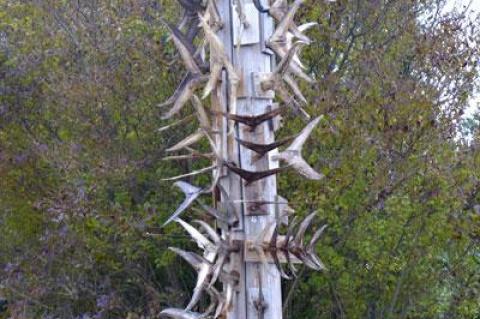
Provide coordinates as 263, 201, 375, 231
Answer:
213, 0, 283, 318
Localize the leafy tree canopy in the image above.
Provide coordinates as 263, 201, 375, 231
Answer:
0, 0, 479, 318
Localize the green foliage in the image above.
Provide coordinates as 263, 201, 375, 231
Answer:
0, 0, 479, 318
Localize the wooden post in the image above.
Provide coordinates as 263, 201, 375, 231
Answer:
158, 1, 326, 318
212, 1, 283, 318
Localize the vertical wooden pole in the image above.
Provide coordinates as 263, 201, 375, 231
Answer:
212, 0, 283, 318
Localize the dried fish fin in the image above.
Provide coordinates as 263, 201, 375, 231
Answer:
206, 164, 222, 194
199, 12, 241, 111
297, 252, 321, 270
271, 116, 325, 179
224, 282, 234, 313
192, 94, 211, 129
284, 217, 299, 275
176, 13, 189, 34
158, 115, 195, 132
169, 247, 204, 271
186, 287, 205, 312
206, 0, 223, 30
177, 0, 204, 12
269, 0, 288, 19
269, 0, 314, 45
163, 182, 204, 226
270, 0, 304, 45
289, 21, 314, 44
166, 130, 205, 152
273, 81, 311, 121
209, 253, 227, 287
162, 151, 214, 162
160, 19, 202, 74
213, 106, 285, 131
289, 116, 322, 151
269, 39, 314, 83
162, 74, 209, 120
293, 211, 317, 247
197, 202, 235, 225
284, 73, 307, 104
298, 21, 318, 35
176, 218, 215, 252
158, 74, 190, 108
185, 14, 202, 43
163, 154, 198, 161
292, 157, 324, 180
274, 41, 306, 78
261, 42, 312, 120
161, 164, 218, 182
202, 63, 223, 99
160, 307, 204, 319
206, 286, 225, 319
270, 225, 291, 279
236, 135, 295, 160
306, 224, 328, 270
194, 219, 221, 244
225, 162, 289, 185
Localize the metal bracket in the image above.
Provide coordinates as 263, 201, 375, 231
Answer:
246, 201, 270, 216
252, 72, 275, 99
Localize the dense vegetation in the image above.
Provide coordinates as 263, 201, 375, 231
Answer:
0, 0, 479, 318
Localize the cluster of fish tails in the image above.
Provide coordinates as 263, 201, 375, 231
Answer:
157, 0, 328, 318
